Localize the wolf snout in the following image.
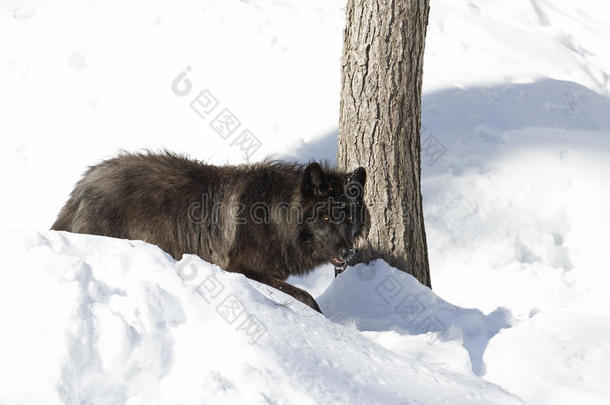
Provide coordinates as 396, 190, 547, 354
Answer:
340, 248, 355, 261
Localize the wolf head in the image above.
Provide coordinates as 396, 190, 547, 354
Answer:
299, 162, 367, 267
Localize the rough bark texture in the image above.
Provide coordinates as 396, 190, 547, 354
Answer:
338, 0, 431, 287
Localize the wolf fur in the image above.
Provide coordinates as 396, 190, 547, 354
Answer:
52, 151, 367, 312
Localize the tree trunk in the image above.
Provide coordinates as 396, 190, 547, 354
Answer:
338, 0, 431, 287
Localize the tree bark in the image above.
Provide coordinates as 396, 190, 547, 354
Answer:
338, 0, 431, 287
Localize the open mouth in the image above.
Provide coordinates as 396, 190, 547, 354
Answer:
330, 256, 346, 267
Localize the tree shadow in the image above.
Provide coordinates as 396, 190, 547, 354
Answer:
279, 79, 610, 170
419, 78, 610, 174
422, 78, 610, 135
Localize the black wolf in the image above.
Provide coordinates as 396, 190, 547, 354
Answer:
52, 151, 367, 312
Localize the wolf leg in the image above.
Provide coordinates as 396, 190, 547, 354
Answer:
244, 272, 322, 313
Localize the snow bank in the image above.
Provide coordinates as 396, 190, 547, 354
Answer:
319, 262, 512, 377
0, 231, 518, 404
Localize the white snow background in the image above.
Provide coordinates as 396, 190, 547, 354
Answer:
1, 0, 610, 404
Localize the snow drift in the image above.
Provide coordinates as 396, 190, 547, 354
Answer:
0, 231, 518, 404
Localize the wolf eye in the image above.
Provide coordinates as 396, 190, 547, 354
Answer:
322, 215, 329, 222
347, 215, 353, 221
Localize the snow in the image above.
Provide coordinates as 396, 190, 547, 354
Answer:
0, 231, 519, 404
2, 0, 610, 403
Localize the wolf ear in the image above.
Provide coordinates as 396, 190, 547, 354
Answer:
301, 162, 325, 197
346, 167, 366, 187
345, 167, 366, 200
